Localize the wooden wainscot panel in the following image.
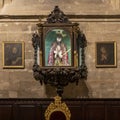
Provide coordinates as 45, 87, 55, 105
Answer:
0, 99, 120, 120
13, 104, 41, 120
69, 104, 83, 120
84, 101, 105, 120
0, 105, 12, 120
107, 100, 120, 120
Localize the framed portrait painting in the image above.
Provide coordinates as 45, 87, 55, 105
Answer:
96, 41, 117, 68
2, 41, 24, 68
43, 26, 73, 67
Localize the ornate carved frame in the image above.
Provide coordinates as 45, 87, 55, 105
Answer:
45, 96, 71, 120
32, 6, 87, 96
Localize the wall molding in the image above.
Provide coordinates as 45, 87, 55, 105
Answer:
1, 15, 120, 22
0, 14, 120, 19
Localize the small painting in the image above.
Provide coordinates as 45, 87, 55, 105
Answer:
96, 41, 116, 68
2, 41, 24, 68
45, 28, 72, 67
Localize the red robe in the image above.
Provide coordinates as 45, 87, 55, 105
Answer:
48, 42, 69, 66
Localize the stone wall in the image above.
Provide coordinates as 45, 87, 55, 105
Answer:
0, 0, 120, 98
0, 21, 47, 98
84, 21, 120, 98
0, 20, 89, 98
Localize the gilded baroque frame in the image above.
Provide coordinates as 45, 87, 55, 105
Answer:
2, 41, 25, 68
45, 96, 71, 120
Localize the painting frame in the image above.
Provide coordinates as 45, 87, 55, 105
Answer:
42, 24, 74, 67
32, 6, 88, 96
95, 41, 117, 68
2, 41, 25, 69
